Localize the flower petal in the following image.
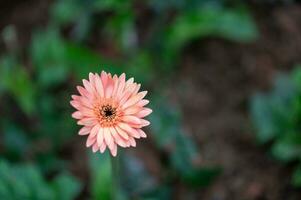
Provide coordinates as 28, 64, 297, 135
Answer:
92, 143, 99, 152
72, 111, 83, 119
140, 119, 150, 127
95, 74, 105, 98
83, 79, 95, 95
137, 129, 147, 138
86, 134, 96, 147
118, 122, 140, 138
137, 99, 149, 107
129, 137, 136, 147
100, 143, 106, 153
97, 127, 104, 146
124, 106, 142, 115
116, 73, 126, 100
78, 118, 97, 126
77, 86, 90, 98
78, 126, 91, 135
122, 91, 147, 109
122, 115, 141, 124
110, 143, 117, 157
90, 124, 100, 138
103, 127, 114, 150
114, 125, 129, 140
101, 71, 108, 88
133, 84, 141, 94
110, 127, 127, 147
136, 108, 153, 118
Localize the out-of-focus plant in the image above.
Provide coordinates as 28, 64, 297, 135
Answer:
0, 0, 260, 198
0, 160, 82, 200
149, 96, 221, 187
251, 66, 301, 187
50, 0, 258, 72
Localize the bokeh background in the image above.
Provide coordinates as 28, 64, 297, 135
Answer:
1, 0, 301, 199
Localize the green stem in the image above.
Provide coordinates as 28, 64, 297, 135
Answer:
110, 155, 120, 200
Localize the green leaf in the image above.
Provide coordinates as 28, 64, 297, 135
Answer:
2, 124, 30, 160
292, 165, 301, 187
292, 65, 301, 89
250, 94, 277, 143
0, 55, 36, 115
182, 167, 221, 187
30, 29, 69, 88
272, 140, 301, 162
164, 7, 258, 60
0, 160, 82, 200
51, 0, 83, 25
52, 173, 82, 200
0, 160, 54, 200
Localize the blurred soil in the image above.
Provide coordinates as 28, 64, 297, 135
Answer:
2, 1, 301, 200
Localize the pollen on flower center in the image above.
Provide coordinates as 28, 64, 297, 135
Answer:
100, 105, 116, 121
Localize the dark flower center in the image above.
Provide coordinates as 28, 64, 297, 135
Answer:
100, 105, 116, 120
104, 109, 113, 117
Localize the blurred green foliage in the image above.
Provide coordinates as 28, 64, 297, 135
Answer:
0, 159, 81, 200
0, 0, 258, 199
251, 66, 301, 187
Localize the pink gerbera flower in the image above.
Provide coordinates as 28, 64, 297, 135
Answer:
70, 71, 152, 156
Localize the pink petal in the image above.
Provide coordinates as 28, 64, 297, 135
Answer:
89, 73, 96, 86
86, 134, 96, 147
127, 83, 137, 94
133, 84, 141, 94
92, 143, 99, 152
83, 79, 95, 95
124, 106, 142, 115
110, 143, 117, 157
119, 91, 132, 105
77, 96, 93, 109
137, 99, 149, 107
129, 137, 136, 147
101, 71, 108, 88
72, 111, 83, 119
78, 126, 91, 135
118, 122, 140, 138
78, 118, 97, 126
114, 125, 129, 140
97, 127, 104, 146
140, 119, 150, 127
100, 143, 106, 153
111, 75, 119, 98
129, 124, 143, 128
70, 100, 81, 109
95, 74, 105, 98
81, 108, 95, 117
116, 73, 126, 100
77, 86, 89, 97
110, 127, 127, 147
137, 129, 147, 138
125, 77, 134, 89
90, 124, 100, 138
103, 127, 114, 150
136, 108, 152, 118
122, 91, 147, 109
105, 83, 114, 99
125, 140, 131, 147
122, 115, 141, 124
71, 95, 80, 100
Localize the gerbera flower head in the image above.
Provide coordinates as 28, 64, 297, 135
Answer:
70, 71, 152, 156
